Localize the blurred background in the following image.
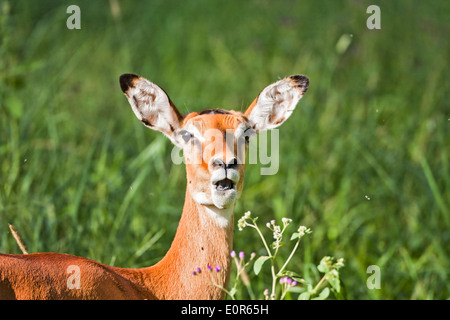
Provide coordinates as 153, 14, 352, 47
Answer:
0, 0, 448, 299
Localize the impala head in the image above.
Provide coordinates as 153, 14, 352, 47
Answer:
119, 73, 309, 211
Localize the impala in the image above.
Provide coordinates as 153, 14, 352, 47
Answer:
0, 73, 309, 299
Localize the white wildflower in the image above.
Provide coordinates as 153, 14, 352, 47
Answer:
297, 226, 312, 237
238, 211, 252, 231
272, 224, 283, 249
282, 217, 292, 227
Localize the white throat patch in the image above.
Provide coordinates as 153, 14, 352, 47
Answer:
203, 206, 234, 228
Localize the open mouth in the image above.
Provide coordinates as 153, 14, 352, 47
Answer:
214, 178, 235, 191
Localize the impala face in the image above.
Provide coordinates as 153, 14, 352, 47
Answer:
120, 73, 309, 211
178, 110, 254, 209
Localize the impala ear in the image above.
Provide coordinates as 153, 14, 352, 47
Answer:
244, 75, 309, 132
119, 74, 184, 146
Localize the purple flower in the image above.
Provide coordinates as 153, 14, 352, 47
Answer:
292, 281, 298, 286
207, 264, 213, 271
230, 250, 236, 258
196, 267, 201, 273
192, 270, 197, 275
215, 265, 222, 272
280, 277, 293, 284
239, 251, 245, 259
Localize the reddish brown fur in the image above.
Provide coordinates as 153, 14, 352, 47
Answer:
0, 124, 235, 300
0, 111, 242, 300
0, 73, 308, 300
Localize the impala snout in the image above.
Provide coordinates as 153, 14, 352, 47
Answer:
210, 156, 241, 184
209, 156, 242, 209
211, 157, 238, 170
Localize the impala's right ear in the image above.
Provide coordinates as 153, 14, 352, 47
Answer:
119, 74, 184, 146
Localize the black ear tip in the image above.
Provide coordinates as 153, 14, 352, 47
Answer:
290, 75, 309, 94
119, 73, 140, 93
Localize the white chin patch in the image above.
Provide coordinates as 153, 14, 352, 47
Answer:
191, 189, 237, 228
204, 205, 234, 228
191, 188, 237, 210
191, 191, 213, 206
211, 188, 237, 209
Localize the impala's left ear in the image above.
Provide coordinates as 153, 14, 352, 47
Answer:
244, 75, 309, 132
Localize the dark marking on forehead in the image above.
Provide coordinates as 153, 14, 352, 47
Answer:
198, 109, 231, 115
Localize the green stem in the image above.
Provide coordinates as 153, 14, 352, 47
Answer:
313, 274, 328, 293
247, 220, 278, 299
208, 272, 236, 300
278, 238, 301, 275
280, 285, 288, 300
248, 222, 272, 258
271, 264, 277, 299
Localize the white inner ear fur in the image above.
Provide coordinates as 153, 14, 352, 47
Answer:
126, 78, 180, 145
248, 78, 303, 132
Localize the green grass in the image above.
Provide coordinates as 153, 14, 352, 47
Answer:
0, 0, 449, 299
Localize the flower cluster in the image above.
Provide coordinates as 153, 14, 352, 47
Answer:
279, 276, 297, 286
230, 250, 255, 260
297, 225, 312, 237
318, 256, 345, 274
191, 264, 222, 275
228, 250, 256, 296
281, 217, 292, 227
218, 211, 344, 300
263, 289, 271, 300
263, 277, 298, 300
266, 220, 283, 249
237, 211, 252, 231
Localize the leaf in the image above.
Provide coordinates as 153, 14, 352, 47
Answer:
312, 287, 330, 300
287, 286, 304, 293
253, 256, 270, 275
327, 275, 341, 292
317, 264, 327, 273
317, 259, 330, 273
298, 292, 311, 300
290, 232, 300, 240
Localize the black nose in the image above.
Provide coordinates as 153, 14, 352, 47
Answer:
211, 157, 238, 169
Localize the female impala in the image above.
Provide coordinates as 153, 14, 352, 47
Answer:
0, 73, 309, 299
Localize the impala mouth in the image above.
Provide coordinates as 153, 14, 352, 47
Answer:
214, 178, 235, 191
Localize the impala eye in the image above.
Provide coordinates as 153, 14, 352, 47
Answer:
179, 130, 193, 143
243, 127, 256, 144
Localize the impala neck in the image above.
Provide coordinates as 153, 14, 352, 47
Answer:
146, 188, 235, 299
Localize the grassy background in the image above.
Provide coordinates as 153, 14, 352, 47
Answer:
0, 0, 448, 299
